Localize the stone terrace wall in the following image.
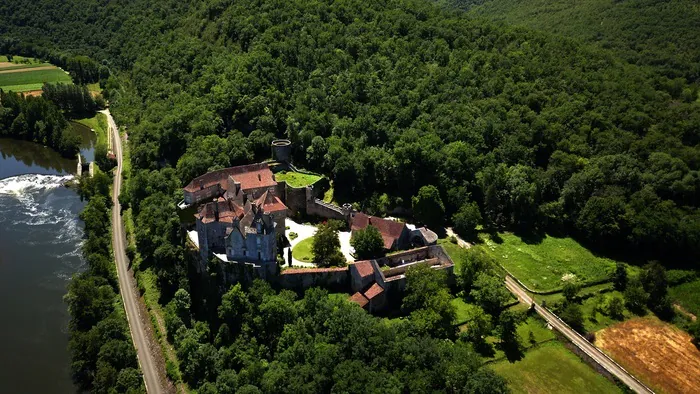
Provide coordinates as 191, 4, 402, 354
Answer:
278, 267, 350, 292
307, 198, 347, 221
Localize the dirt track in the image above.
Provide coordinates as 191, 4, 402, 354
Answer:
0, 65, 56, 74
596, 317, 700, 394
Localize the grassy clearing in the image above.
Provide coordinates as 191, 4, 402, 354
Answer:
292, 237, 314, 262
74, 113, 108, 147
0, 55, 7, 62
87, 82, 101, 92
491, 341, 622, 394
0, 83, 45, 92
670, 279, 700, 317
437, 238, 467, 271
482, 314, 557, 361
274, 170, 322, 188
451, 298, 479, 325
0, 68, 71, 91
476, 233, 617, 292
323, 186, 334, 203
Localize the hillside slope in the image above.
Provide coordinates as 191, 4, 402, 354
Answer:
438, 0, 700, 83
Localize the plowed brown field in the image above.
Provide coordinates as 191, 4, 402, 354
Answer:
596, 317, 700, 394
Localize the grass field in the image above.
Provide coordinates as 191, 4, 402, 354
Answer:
0, 59, 71, 92
74, 113, 108, 147
491, 341, 621, 394
437, 238, 468, 271
596, 316, 700, 393
292, 237, 314, 262
274, 171, 322, 188
451, 298, 479, 325
669, 279, 700, 317
476, 233, 617, 292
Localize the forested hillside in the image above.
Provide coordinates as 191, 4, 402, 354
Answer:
436, 0, 700, 83
2, 0, 699, 390
3, 0, 698, 265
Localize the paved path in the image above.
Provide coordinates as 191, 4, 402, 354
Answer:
504, 276, 654, 394
107, 109, 164, 394
445, 227, 471, 249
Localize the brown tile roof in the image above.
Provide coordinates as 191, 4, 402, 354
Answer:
353, 261, 375, 278
254, 190, 287, 213
196, 199, 245, 224
349, 292, 369, 308
364, 283, 384, 300
351, 213, 407, 249
183, 163, 276, 193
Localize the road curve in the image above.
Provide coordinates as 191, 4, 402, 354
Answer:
504, 276, 654, 394
104, 109, 163, 394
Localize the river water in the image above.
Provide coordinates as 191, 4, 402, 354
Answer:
0, 127, 95, 393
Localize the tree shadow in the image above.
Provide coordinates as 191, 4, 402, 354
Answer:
515, 230, 545, 245
473, 341, 496, 358
498, 340, 524, 362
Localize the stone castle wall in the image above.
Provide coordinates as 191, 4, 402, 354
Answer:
277, 267, 350, 292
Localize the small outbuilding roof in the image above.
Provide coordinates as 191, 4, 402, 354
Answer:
349, 292, 369, 308
353, 260, 375, 278
364, 283, 385, 300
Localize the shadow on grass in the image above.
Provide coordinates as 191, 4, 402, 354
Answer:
514, 230, 545, 245
473, 341, 496, 358
498, 340, 524, 362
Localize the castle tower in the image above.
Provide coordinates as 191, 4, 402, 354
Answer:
271, 139, 292, 163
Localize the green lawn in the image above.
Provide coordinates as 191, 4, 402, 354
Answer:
87, 82, 101, 92
292, 237, 314, 262
74, 113, 108, 147
670, 279, 700, 317
491, 341, 622, 394
0, 68, 72, 92
451, 298, 480, 325
437, 238, 467, 271
274, 170, 322, 188
476, 233, 617, 292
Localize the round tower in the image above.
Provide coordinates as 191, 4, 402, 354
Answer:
271, 139, 292, 163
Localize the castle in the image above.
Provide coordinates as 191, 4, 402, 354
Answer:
182, 148, 451, 313
185, 163, 287, 276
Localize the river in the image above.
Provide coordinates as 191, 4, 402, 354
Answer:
0, 126, 96, 393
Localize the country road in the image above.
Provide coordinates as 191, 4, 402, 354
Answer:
504, 276, 654, 394
104, 109, 164, 394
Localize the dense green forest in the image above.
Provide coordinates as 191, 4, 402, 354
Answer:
0, 91, 81, 157
435, 0, 700, 83
2, 0, 699, 391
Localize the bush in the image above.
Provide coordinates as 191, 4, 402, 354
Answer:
289, 232, 298, 240
452, 201, 482, 239
166, 360, 182, 383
